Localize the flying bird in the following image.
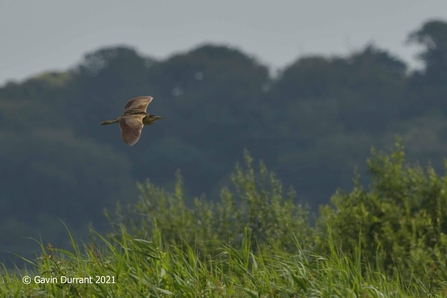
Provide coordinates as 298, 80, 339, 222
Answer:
100, 96, 163, 146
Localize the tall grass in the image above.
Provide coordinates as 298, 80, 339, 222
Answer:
1, 225, 440, 297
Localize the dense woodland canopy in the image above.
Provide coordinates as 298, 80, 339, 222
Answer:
1, 19, 447, 263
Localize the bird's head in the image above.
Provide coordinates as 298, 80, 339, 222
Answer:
143, 114, 164, 125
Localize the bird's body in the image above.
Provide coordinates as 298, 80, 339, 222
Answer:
100, 96, 163, 146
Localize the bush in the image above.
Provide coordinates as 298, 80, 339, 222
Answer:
106, 150, 312, 254
317, 139, 447, 286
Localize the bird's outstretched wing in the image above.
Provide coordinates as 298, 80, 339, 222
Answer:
119, 115, 146, 146
123, 96, 153, 114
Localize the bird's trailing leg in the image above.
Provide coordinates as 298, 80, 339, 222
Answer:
100, 117, 121, 125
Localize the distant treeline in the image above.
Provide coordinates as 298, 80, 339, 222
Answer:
0, 19, 446, 263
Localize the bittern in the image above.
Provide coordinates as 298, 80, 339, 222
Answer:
100, 96, 163, 146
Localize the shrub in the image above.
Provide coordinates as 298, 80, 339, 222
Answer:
106, 151, 312, 254
317, 139, 447, 286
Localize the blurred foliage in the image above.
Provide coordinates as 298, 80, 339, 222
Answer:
404, 20, 447, 118
1, 19, 447, 265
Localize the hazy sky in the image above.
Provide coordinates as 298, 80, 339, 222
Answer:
1, 0, 446, 86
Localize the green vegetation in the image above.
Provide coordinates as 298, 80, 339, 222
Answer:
2, 20, 447, 262
2, 143, 447, 296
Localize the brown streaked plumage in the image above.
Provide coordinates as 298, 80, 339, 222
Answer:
100, 96, 164, 146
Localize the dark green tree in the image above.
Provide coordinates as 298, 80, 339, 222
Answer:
135, 45, 271, 195
404, 20, 447, 117
268, 45, 406, 206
